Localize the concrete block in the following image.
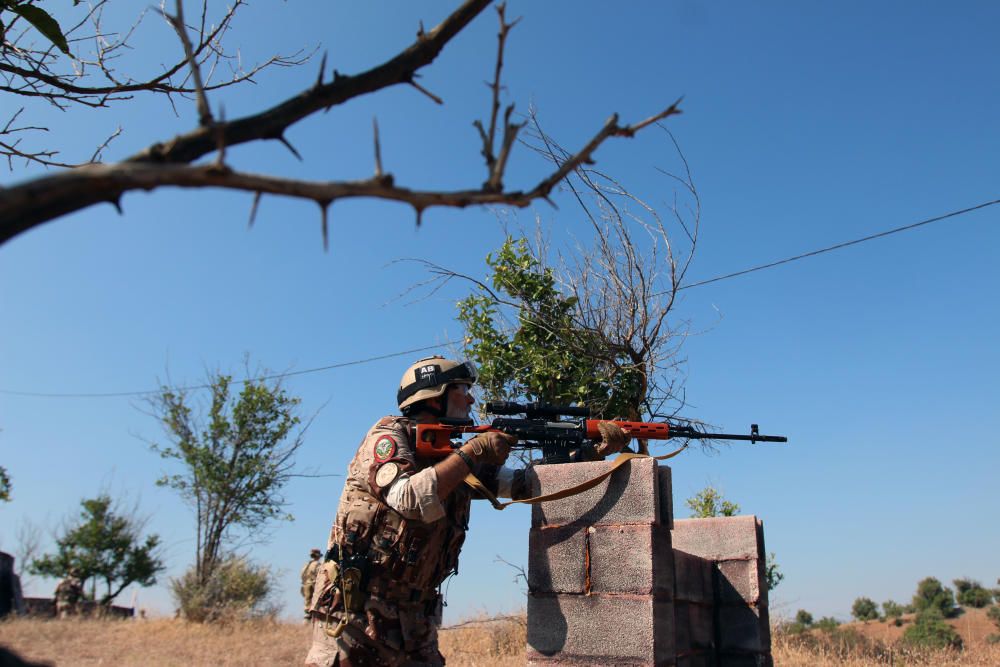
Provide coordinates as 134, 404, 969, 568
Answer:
676, 656, 713, 667
528, 458, 661, 528
671, 516, 761, 561
588, 524, 673, 596
672, 600, 714, 654
658, 466, 674, 530
717, 559, 763, 605
672, 550, 713, 603
527, 593, 674, 665
528, 525, 587, 594
717, 605, 766, 653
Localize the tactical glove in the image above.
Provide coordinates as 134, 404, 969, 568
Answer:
462, 431, 517, 466
594, 421, 629, 457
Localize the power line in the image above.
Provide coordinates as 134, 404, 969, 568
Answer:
677, 198, 1000, 291
0, 343, 452, 399
2, 197, 996, 399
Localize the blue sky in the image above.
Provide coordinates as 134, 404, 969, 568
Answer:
2, 1, 998, 624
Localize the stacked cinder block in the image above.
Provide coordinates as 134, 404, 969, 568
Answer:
525, 458, 676, 666
524, 459, 772, 666
671, 517, 772, 667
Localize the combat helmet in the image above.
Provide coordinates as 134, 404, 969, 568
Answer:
397, 356, 477, 412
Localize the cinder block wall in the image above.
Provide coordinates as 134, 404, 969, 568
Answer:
672, 517, 772, 667
524, 459, 772, 667
525, 458, 675, 666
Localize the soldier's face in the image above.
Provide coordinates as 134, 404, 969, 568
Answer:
445, 383, 475, 419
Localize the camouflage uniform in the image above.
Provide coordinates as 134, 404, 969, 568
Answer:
305, 416, 524, 667
54, 574, 83, 619
301, 551, 322, 617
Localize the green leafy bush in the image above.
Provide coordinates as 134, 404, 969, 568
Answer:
911, 576, 959, 618
814, 616, 840, 632
170, 556, 277, 623
795, 609, 814, 626
901, 607, 963, 650
953, 578, 993, 608
851, 597, 879, 621
882, 599, 906, 622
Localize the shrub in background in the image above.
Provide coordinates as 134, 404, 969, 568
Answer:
851, 597, 879, 622
814, 616, 840, 632
171, 556, 277, 623
901, 607, 963, 650
953, 578, 993, 608
911, 576, 959, 618
882, 599, 906, 626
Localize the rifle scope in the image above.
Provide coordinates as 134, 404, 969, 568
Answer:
485, 401, 591, 418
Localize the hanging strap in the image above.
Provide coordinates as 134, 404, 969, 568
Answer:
463, 444, 689, 511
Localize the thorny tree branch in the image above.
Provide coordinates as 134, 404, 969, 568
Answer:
0, 0, 307, 168
0, 0, 681, 248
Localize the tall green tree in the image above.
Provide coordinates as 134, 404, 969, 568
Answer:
911, 577, 959, 618
28, 495, 164, 606
150, 370, 305, 584
953, 578, 993, 608
851, 597, 879, 621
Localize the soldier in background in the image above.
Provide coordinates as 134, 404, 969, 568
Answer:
54, 567, 83, 619
300, 548, 322, 619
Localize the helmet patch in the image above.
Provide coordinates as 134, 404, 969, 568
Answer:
373, 435, 397, 462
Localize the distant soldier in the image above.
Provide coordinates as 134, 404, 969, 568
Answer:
300, 548, 322, 619
54, 568, 83, 619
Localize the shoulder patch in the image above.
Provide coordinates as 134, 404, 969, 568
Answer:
373, 435, 397, 462
375, 461, 401, 488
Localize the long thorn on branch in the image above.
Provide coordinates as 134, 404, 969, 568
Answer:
408, 78, 443, 105
373, 117, 384, 179
163, 0, 214, 127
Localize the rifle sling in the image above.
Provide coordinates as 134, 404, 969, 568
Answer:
463, 445, 689, 511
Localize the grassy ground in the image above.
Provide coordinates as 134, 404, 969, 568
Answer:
0, 614, 525, 667
1, 609, 998, 665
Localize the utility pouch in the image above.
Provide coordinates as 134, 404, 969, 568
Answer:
341, 566, 365, 613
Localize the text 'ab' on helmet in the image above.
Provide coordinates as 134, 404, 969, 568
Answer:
397, 356, 477, 411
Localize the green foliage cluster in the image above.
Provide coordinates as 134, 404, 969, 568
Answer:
457, 236, 645, 419
911, 576, 959, 618
881, 599, 908, 625
813, 616, 841, 632
683, 486, 782, 591
953, 577, 994, 608
0, 464, 10, 502
28, 495, 164, 606
986, 605, 1000, 644
170, 556, 277, 623
0, 1, 79, 55
851, 596, 879, 622
684, 486, 739, 518
901, 607, 963, 650
152, 371, 302, 585
784, 609, 814, 634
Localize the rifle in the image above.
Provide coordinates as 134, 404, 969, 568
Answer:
414, 401, 787, 465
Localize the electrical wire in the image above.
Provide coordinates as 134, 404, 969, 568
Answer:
2, 198, 996, 399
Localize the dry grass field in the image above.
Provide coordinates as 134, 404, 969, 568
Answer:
0, 614, 525, 667
1, 608, 999, 666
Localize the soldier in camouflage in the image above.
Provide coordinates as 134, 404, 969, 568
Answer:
54, 567, 83, 619
301, 549, 323, 619
304, 356, 626, 667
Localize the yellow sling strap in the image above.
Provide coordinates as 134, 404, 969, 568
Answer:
463, 444, 689, 511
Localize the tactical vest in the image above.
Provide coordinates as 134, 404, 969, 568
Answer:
326, 416, 472, 606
